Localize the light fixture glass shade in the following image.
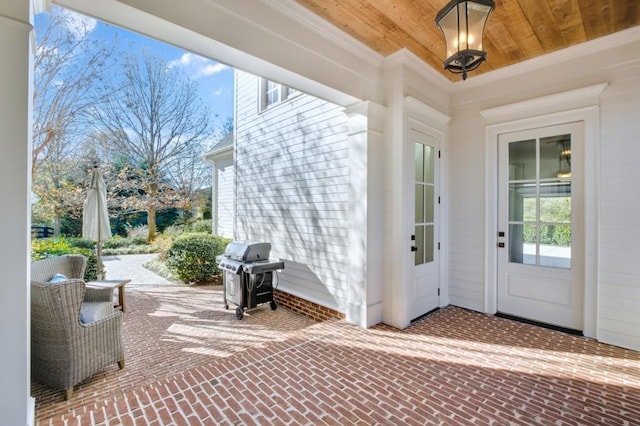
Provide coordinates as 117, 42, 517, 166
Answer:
436, 0, 494, 80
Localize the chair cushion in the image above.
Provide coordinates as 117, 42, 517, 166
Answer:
48, 273, 68, 283
80, 302, 113, 324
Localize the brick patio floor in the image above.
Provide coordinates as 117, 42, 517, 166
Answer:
33, 255, 640, 425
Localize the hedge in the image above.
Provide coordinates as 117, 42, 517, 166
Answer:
166, 233, 231, 284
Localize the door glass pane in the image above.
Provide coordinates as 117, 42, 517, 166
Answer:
539, 180, 571, 268
540, 134, 571, 179
415, 143, 424, 182
509, 183, 536, 222
424, 224, 434, 263
509, 223, 536, 265
415, 184, 424, 223
509, 139, 536, 180
540, 182, 571, 222
539, 225, 571, 268
425, 146, 435, 184
507, 137, 572, 269
424, 185, 434, 223
415, 226, 424, 265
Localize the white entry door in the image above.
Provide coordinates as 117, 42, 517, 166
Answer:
411, 129, 440, 320
497, 122, 584, 330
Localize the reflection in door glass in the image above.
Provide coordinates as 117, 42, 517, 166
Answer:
509, 223, 536, 265
509, 139, 536, 180
539, 181, 571, 268
507, 137, 572, 269
424, 224, 434, 263
540, 135, 571, 179
415, 226, 424, 266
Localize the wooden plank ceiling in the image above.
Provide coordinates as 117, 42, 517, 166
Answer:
295, 0, 640, 80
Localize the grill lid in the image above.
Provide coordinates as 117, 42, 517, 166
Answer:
223, 241, 272, 262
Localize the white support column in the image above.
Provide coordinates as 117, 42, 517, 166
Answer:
0, 2, 35, 424
345, 101, 386, 328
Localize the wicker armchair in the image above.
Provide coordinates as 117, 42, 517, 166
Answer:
31, 255, 124, 400
30, 254, 114, 305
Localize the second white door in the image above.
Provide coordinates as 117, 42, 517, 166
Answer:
411, 128, 440, 320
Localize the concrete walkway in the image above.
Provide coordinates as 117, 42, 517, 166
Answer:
102, 253, 174, 287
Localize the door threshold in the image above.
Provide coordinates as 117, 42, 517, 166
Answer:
411, 307, 439, 323
495, 312, 583, 336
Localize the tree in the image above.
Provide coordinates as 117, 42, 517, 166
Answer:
90, 55, 212, 241
164, 115, 232, 221
31, 144, 87, 235
33, 7, 115, 176
32, 7, 116, 234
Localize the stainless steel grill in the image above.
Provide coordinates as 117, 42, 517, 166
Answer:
216, 241, 284, 320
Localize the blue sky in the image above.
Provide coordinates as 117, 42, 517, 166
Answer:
35, 6, 234, 127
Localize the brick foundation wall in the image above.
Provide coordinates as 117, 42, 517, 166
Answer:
274, 290, 344, 322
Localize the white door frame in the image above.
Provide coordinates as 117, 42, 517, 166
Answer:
497, 122, 585, 330
481, 83, 607, 339
409, 125, 441, 320
398, 96, 451, 328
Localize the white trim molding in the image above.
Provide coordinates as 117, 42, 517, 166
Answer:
405, 96, 452, 128
480, 83, 608, 124
344, 100, 387, 328
481, 84, 606, 339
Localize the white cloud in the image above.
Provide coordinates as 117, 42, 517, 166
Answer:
168, 53, 193, 68
212, 87, 228, 96
168, 53, 228, 79
59, 9, 97, 38
198, 63, 228, 77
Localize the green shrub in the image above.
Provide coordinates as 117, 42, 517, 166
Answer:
102, 244, 155, 255
103, 235, 148, 249
185, 219, 212, 234
151, 233, 175, 260
166, 233, 230, 284
126, 224, 148, 239
160, 224, 184, 238
31, 237, 100, 281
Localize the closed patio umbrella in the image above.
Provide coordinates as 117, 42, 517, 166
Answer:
83, 166, 111, 279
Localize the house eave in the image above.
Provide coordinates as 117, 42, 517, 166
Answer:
202, 145, 233, 164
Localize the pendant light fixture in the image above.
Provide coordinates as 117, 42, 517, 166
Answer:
435, 0, 495, 80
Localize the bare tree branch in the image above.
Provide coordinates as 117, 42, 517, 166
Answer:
89, 54, 212, 241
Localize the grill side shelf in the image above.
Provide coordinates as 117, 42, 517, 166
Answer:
243, 261, 285, 274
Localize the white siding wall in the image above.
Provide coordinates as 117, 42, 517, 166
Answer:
235, 71, 350, 311
216, 159, 234, 238
448, 111, 486, 312
598, 70, 640, 349
448, 37, 640, 350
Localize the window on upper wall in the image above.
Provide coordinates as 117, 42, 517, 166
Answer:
259, 78, 298, 111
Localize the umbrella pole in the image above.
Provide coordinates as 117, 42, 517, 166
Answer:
97, 241, 103, 280
97, 193, 103, 280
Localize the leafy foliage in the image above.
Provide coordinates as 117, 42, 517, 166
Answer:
102, 235, 148, 249
31, 237, 100, 281
522, 196, 572, 246
185, 219, 212, 234
101, 235, 154, 255
166, 233, 230, 284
